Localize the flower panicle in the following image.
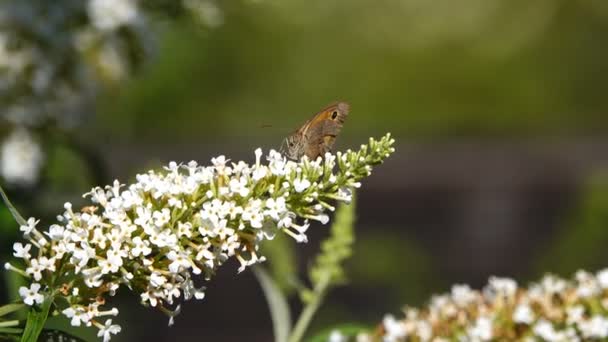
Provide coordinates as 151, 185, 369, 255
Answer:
6, 134, 395, 341
350, 269, 608, 342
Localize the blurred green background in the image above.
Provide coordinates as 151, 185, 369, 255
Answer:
2, 0, 608, 341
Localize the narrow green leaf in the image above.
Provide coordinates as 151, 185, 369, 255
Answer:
0, 320, 20, 328
252, 265, 292, 342
0, 327, 23, 334
0, 184, 26, 226
20, 297, 52, 342
0, 304, 25, 317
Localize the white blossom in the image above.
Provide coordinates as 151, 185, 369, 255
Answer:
97, 319, 122, 342
19, 283, 44, 306
88, 0, 139, 31
513, 304, 534, 324
579, 316, 608, 339
468, 316, 493, 341
0, 128, 44, 186
13, 242, 32, 259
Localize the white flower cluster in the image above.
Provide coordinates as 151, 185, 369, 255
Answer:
0, 0, 223, 129
350, 269, 608, 342
5, 134, 395, 341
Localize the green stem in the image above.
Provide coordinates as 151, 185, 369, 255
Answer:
252, 266, 292, 342
20, 296, 53, 342
287, 271, 331, 342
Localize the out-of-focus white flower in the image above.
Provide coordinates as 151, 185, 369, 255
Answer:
0, 128, 44, 186
533, 320, 560, 341
566, 305, 585, 325
383, 315, 407, 341
597, 269, 608, 289
88, 0, 139, 31
513, 304, 534, 324
371, 267, 608, 341
485, 276, 517, 300
575, 270, 601, 298
468, 316, 493, 341
451, 284, 476, 307
96, 42, 128, 81
328, 330, 347, 342
579, 316, 608, 339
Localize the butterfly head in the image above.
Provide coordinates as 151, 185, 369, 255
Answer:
281, 133, 305, 160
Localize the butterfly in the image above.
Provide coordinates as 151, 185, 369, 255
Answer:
281, 102, 350, 160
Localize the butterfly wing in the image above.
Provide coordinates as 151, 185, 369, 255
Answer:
301, 102, 349, 159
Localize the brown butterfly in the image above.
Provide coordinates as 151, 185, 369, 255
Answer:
281, 101, 350, 160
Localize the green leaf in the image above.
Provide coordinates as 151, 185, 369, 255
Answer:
252, 265, 292, 342
0, 184, 26, 226
20, 297, 53, 342
0, 327, 23, 334
0, 304, 25, 318
0, 186, 27, 226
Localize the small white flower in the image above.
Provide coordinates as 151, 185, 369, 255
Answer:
12, 242, 31, 259
383, 315, 406, 341
293, 178, 311, 193
567, 305, 585, 325
328, 330, 347, 342
533, 319, 559, 341
19, 217, 39, 235
229, 176, 250, 197
541, 275, 567, 294
597, 269, 608, 289
26, 258, 44, 281
45, 224, 65, 241
88, 0, 138, 31
97, 319, 121, 342
451, 284, 476, 307
485, 276, 517, 299
19, 283, 44, 306
579, 316, 608, 339
468, 316, 493, 341
167, 250, 192, 274
513, 304, 534, 324
152, 208, 171, 228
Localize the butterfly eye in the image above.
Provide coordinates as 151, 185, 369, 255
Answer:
331, 111, 338, 119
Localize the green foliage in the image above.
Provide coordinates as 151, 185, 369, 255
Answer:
305, 197, 355, 301
20, 296, 52, 342
349, 231, 436, 307
252, 266, 292, 342
287, 199, 356, 342
96, 0, 608, 144
535, 172, 608, 275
